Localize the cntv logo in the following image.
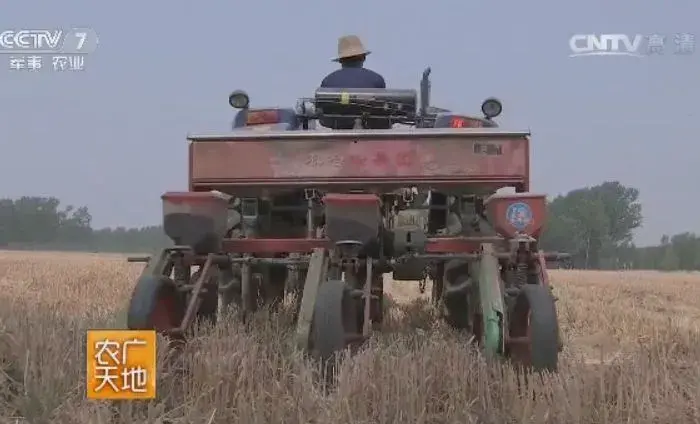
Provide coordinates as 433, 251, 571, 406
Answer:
569, 34, 643, 58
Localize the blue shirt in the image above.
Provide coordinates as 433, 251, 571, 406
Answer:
321, 67, 386, 89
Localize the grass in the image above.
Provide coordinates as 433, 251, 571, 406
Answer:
0, 250, 699, 423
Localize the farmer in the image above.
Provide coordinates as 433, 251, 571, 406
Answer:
320, 35, 387, 129
321, 35, 386, 89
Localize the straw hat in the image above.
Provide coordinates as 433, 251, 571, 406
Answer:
333, 35, 371, 61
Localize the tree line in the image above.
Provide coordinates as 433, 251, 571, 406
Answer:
0, 182, 697, 270
0, 196, 169, 253
538, 181, 699, 270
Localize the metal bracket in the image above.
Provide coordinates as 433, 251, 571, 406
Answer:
295, 248, 328, 350
401, 187, 416, 204
240, 255, 254, 318
304, 189, 319, 201
418, 267, 428, 294
362, 258, 373, 337
166, 253, 214, 337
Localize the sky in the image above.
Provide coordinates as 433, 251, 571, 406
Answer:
0, 0, 697, 246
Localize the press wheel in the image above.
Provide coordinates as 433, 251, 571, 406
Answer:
507, 284, 560, 372
309, 279, 362, 380
127, 275, 186, 336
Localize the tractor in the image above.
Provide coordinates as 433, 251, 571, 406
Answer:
126, 68, 568, 372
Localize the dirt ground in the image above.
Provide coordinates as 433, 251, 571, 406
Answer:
0, 250, 698, 423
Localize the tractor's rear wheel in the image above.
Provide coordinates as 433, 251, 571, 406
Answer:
310, 279, 362, 379
127, 275, 186, 336
442, 260, 472, 330
507, 284, 560, 372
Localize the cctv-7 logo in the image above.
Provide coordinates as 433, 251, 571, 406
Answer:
75, 32, 87, 50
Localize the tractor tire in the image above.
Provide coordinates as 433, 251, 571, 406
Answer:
127, 275, 186, 334
442, 260, 472, 330
310, 279, 364, 388
508, 284, 560, 372
310, 280, 360, 360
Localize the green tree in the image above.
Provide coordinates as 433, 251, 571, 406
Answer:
669, 232, 700, 270
540, 181, 642, 269
0, 196, 167, 252
57, 205, 93, 242
592, 181, 642, 246
11, 197, 63, 243
659, 245, 680, 271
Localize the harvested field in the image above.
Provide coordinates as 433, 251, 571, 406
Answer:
0, 250, 699, 423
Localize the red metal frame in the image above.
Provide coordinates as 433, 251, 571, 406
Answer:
186, 136, 531, 192
162, 191, 229, 204
323, 192, 380, 205
221, 236, 490, 254
187, 131, 531, 192
182, 129, 537, 255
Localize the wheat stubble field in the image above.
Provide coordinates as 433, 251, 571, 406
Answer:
0, 251, 698, 423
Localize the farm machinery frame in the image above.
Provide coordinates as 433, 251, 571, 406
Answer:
126, 68, 569, 372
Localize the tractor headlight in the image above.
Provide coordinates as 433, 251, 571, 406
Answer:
228, 90, 250, 109
481, 97, 502, 119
